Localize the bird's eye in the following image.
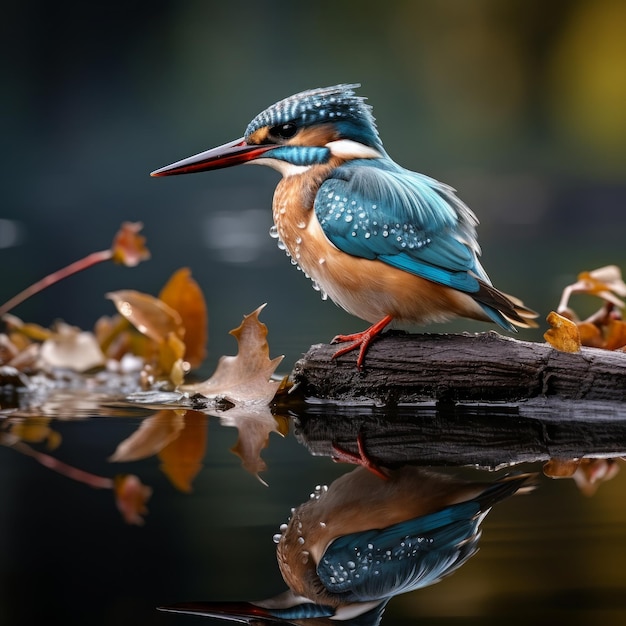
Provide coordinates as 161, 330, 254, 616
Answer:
269, 122, 298, 140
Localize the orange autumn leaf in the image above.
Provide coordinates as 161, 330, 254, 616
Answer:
558, 265, 626, 312
576, 321, 605, 348
603, 319, 626, 351
107, 290, 184, 344
158, 411, 208, 492
158, 268, 208, 369
3, 314, 53, 342
157, 332, 188, 386
182, 304, 283, 405
544, 311, 581, 353
0, 222, 149, 319
110, 222, 151, 267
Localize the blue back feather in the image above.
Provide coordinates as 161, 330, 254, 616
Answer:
315, 159, 487, 295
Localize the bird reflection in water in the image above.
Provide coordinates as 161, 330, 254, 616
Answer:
160, 466, 535, 624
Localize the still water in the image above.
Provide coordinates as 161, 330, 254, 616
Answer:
1, 386, 625, 626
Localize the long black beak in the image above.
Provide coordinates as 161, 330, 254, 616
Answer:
150, 138, 275, 177
157, 601, 290, 624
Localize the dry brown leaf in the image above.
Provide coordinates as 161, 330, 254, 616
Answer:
109, 410, 185, 462
576, 321, 605, 348
603, 319, 626, 351
39, 322, 106, 372
182, 304, 283, 405
0, 334, 20, 365
110, 222, 151, 267
3, 314, 53, 342
159, 268, 208, 369
158, 410, 208, 492
544, 311, 581, 353
158, 332, 188, 386
107, 290, 184, 345
558, 265, 626, 312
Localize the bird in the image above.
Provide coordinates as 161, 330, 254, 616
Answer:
158, 467, 535, 623
151, 84, 537, 368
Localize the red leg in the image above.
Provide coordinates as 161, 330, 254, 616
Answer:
332, 433, 389, 480
331, 315, 393, 369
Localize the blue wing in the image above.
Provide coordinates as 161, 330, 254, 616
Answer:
314, 159, 489, 295
313, 159, 526, 329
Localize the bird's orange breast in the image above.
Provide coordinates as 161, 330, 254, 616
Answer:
272, 172, 490, 326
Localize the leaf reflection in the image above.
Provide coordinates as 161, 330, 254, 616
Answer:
0, 389, 289, 525
217, 405, 288, 485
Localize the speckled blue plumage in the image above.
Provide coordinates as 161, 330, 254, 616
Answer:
313, 157, 516, 327
245, 84, 384, 152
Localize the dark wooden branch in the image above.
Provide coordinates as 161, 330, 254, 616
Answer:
292, 331, 626, 405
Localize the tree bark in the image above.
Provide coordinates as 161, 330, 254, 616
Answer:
292, 331, 626, 405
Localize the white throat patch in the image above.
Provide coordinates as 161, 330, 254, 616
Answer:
326, 139, 382, 160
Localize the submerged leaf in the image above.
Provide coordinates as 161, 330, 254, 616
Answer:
159, 268, 208, 369
182, 305, 283, 405
544, 311, 581, 353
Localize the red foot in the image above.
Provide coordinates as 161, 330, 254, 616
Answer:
332, 433, 389, 480
331, 315, 393, 369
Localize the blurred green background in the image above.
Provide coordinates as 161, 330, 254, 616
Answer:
2, 0, 626, 369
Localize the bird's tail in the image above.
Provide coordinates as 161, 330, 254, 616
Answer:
475, 280, 539, 331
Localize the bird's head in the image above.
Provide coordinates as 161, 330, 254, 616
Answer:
151, 84, 385, 178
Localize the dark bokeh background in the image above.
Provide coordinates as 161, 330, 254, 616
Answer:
2, 2, 626, 625
3, 0, 626, 369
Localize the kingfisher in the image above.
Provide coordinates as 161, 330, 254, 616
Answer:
151, 84, 537, 368
159, 467, 535, 623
